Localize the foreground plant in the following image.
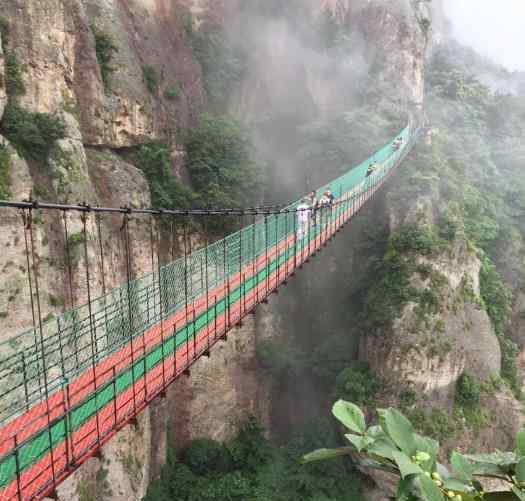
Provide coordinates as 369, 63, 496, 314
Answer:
303, 400, 525, 500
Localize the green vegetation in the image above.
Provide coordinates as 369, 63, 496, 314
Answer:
144, 417, 361, 501
305, 400, 525, 501
184, 113, 261, 215
455, 372, 481, 407
48, 293, 65, 308
479, 259, 518, 396
5, 52, 25, 96
390, 225, 444, 256
0, 145, 11, 199
0, 102, 66, 160
67, 231, 85, 249
92, 26, 118, 89
0, 17, 9, 45
76, 480, 94, 501
406, 407, 457, 444
164, 83, 182, 100
142, 65, 158, 94
134, 142, 195, 209
335, 362, 379, 405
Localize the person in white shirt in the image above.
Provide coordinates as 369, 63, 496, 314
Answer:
296, 197, 311, 239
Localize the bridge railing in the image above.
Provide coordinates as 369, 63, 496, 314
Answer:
0, 124, 418, 500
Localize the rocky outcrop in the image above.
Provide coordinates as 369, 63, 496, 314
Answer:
168, 313, 274, 446
360, 234, 501, 405
353, 0, 430, 108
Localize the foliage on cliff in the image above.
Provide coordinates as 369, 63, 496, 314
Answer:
0, 103, 65, 160
144, 417, 361, 501
184, 114, 261, 210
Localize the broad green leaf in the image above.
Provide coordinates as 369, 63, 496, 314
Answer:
435, 462, 451, 480
418, 473, 445, 501
301, 446, 353, 464
332, 400, 366, 434
397, 477, 415, 501
379, 408, 417, 456
367, 425, 387, 439
516, 457, 525, 483
451, 451, 474, 482
442, 477, 473, 493
509, 488, 525, 501
392, 451, 423, 479
465, 451, 518, 467
345, 433, 374, 452
368, 437, 398, 461
517, 428, 525, 457
469, 461, 506, 477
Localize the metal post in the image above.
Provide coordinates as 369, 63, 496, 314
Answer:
275, 212, 279, 286
112, 365, 117, 427
253, 216, 258, 305
26, 208, 57, 484
213, 294, 218, 340
293, 207, 297, 272
183, 222, 190, 368
122, 212, 138, 421
264, 215, 269, 297
239, 224, 243, 319
14, 434, 22, 501
21, 352, 29, 412
156, 216, 166, 389
204, 219, 210, 353
62, 377, 71, 468
223, 234, 229, 331
284, 210, 289, 281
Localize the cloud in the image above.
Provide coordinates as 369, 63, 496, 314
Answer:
442, 0, 525, 71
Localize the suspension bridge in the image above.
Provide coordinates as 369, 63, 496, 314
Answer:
0, 124, 417, 500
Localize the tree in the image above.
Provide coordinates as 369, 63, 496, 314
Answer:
303, 400, 525, 500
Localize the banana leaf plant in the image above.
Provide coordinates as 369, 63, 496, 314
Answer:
302, 400, 525, 501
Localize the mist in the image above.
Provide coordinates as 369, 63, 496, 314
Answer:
443, 0, 525, 71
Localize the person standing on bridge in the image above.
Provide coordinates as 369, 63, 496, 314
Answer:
307, 190, 318, 226
296, 197, 311, 239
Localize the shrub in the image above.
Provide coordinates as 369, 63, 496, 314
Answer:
455, 371, 481, 407
0, 17, 9, 45
228, 417, 270, 472
92, 27, 118, 88
0, 145, 11, 199
67, 232, 85, 248
164, 84, 181, 100
390, 224, 441, 255
5, 52, 25, 96
181, 438, 231, 475
184, 114, 260, 209
142, 65, 158, 94
363, 248, 418, 328
438, 215, 457, 241
0, 102, 66, 159
335, 362, 379, 405
134, 142, 195, 209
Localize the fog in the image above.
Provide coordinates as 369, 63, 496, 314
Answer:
443, 0, 525, 71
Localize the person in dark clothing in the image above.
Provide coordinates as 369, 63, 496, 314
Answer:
366, 164, 375, 177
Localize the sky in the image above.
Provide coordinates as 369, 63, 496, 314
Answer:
442, 0, 525, 71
